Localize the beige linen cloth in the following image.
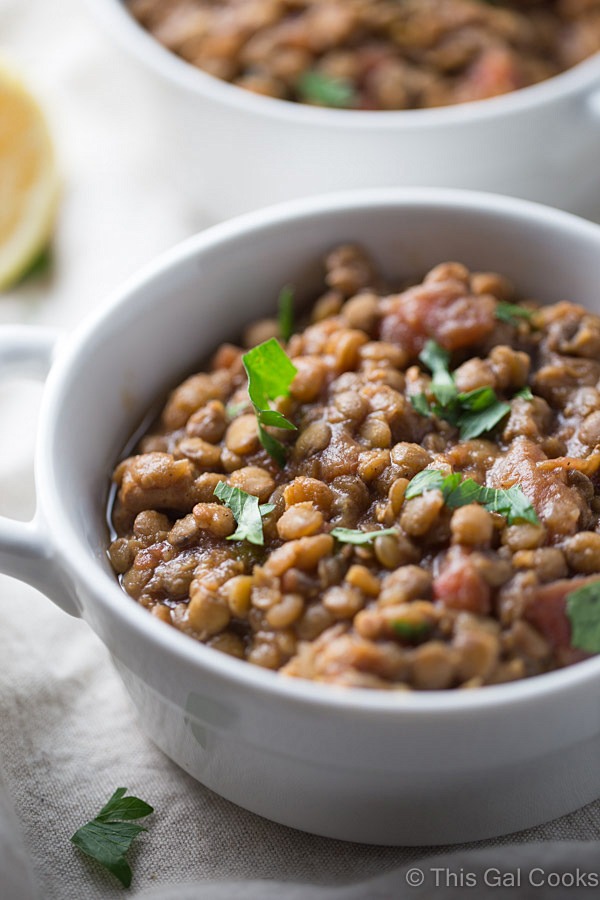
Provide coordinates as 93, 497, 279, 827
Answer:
2, 1, 600, 897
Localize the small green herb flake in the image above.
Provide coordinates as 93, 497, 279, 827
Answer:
417, 341, 510, 439
242, 338, 298, 465
391, 620, 432, 643
404, 469, 446, 500
455, 390, 511, 441
297, 70, 355, 108
243, 338, 297, 411
278, 285, 294, 342
515, 386, 533, 401
495, 302, 534, 325
405, 469, 539, 525
566, 581, 600, 654
226, 400, 247, 419
330, 527, 397, 545
419, 340, 457, 405
70, 788, 153, 888
410, 392, 431, 417
214, 481, 274, 546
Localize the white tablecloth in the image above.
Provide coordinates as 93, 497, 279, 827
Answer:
2, 1, 600, 897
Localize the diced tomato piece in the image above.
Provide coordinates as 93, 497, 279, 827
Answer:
433, 548, 491, 615
525, 577, 600, 659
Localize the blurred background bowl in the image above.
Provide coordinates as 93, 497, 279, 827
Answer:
87, 0, 600, 222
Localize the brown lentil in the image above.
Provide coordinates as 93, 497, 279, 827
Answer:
450, 505, 494, 547
277, 502, 324, 540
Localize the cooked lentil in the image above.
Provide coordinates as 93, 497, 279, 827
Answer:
109, 245, 600, 690
126, 0, 600, 110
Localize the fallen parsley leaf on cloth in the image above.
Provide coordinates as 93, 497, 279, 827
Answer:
566, 581, 600, 654
214, 481, 275, 546
331, 527, 397, 545
405, 469, 539, 525
242, 338, 298, 466
70, 788, 153, 888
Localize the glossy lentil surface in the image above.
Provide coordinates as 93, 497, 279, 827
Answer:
109, 247, 600, 689
126, 0, 600, 110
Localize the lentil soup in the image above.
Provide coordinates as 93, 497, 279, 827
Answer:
109, 246, 600, 690
126, 0, 600, 110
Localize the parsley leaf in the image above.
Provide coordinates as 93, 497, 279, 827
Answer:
444, 479, 539, 525
243, 338, 297, 414
214, 482, 275, 545
515, 386, 533, 401
566, 581, 600, 654
410, 392, 431, 417
330, 527, 397, 545
242, 338, 298, 466
70, 788, 153, 888
451, 388, 511, 441
419, 340, 457, 405
297, 71, 355, 108
416, 340, 511, 439
483, 484, 539, 524
495, 302, 534, 325
278, 285, 294, 342
391, 620, 432, 643
226, 400, 248, 419
405, 469, 539, 525
404, 469, 446, 499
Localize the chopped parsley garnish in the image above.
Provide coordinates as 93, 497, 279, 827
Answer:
297, 71, 355, 108
410, 392, 430, 417
412, 340, 511, 440
70, 788, 153, 888
330, 527, 397, 545
391, 620, 432, 643
419, 341, 456, 406
495, 302, 534, 326
405, 468, 539, 526
405, 469, 451, 499
242, 338, 298, 466
278, 285, 295, 342
515, 385, 533, 401
566, 581, 600, 654
214, 482, 275, 546
226, 400, 248, 419
447, 387, 511, 442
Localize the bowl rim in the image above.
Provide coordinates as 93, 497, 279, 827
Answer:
86, 0, 600, 129
38, 186, 600, 716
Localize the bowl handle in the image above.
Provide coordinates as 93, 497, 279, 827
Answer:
0, 326, 80, 617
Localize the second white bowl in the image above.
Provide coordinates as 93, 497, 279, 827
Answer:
87, 0, 600, 221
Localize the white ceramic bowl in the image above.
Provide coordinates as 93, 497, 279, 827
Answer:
3, 189, 600, 846
87, 0, 600, 221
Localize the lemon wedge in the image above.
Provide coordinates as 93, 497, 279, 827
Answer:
0, 61, 59, 290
